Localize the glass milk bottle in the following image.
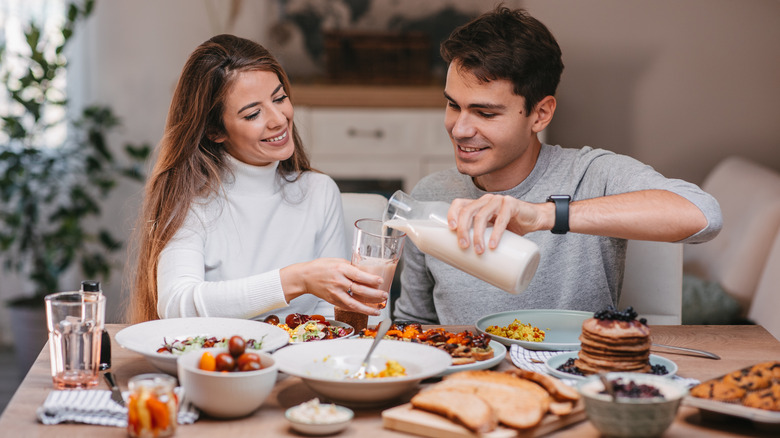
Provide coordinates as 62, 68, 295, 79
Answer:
383, 191, 540, 294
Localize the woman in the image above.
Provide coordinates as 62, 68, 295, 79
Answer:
127, 35, 385, 324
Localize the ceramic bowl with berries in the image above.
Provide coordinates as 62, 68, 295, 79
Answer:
577, 372, 689, 438
177, 335, 278, 418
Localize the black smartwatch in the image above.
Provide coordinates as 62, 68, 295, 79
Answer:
546, 195, 571, 234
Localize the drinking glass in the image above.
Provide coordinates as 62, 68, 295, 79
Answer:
45, 291, 105, 389
334, 218, 405, 331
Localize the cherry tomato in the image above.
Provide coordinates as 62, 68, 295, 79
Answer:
199, 351, 217, 371
309, 314, 326, 323
285, 313, 306, 329
236, 351, 259, 366
228, 335, 246, 358
215, 352, 236, 372
239, 360, 263, 372
263, 314, 280, 325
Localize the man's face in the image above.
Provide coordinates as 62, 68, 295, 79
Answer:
444, 62, 540, 192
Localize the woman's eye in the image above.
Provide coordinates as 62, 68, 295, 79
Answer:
244, 111, 260, 121
274, 94, 289, 104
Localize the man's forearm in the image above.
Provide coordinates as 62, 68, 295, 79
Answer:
568, 190, 708, 242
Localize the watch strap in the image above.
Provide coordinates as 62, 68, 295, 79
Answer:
547, 195, 571, 234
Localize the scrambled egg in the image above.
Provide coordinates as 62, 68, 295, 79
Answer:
366, 360, 406, 378
486, 319, 546, 342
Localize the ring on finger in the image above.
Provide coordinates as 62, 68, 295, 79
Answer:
346, 282, 354, 296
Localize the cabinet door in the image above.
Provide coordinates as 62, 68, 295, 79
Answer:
307, 108, 443, 156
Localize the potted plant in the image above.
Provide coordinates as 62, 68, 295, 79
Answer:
0, 0, 150, 374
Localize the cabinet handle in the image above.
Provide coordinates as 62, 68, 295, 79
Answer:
347, 128, 384, 139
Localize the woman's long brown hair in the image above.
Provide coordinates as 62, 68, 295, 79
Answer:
125, 35, 310, 323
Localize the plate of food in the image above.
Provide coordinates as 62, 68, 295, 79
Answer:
685, 361, 780, 426
260, 313, 355, 343
358, 322, 504, 376
273, 338, 452, 406
475, 309, 591, 350
116, 317, 289, 375
545, 351, 678, 381
438, 340, 506, 376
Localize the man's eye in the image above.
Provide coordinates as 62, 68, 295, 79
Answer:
479, 112, 497, 119
447, 101, 460, 110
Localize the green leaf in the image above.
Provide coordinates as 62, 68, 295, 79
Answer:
0, 0, 147, 300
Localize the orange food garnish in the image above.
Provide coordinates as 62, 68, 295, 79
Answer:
199, 351, 217, 371
146, 396, 170, 431
127, 395, 139, 433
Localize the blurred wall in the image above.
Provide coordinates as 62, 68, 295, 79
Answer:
2, 0, 779, 342
526, 0, 780, 183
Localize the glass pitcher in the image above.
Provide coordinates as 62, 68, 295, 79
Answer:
383, 190, 540, 294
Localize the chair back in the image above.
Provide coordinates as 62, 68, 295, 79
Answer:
683, 156, 780, 312
748, 230, 780, 341
619, 240, 683, 325
340, 192, 390, 325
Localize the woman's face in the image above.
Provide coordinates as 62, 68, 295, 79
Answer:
215, 70, 295, 166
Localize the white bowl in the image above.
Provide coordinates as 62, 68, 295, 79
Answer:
273, 338, 451, 406
284, 402, 354, 435
177, 347, 278, 418
115, 317, 289, 375
578, 372, 689, 438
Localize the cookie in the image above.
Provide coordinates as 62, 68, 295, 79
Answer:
690, 380, 746, 402
723, 367, 772, 391
743, 388, 780, 411
752, 361, 780, 380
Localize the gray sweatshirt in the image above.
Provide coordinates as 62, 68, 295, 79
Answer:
393, 144, 722, 325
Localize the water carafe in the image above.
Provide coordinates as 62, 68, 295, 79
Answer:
383, 190, 540, 294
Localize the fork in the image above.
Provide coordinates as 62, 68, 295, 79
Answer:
351, 318, 393, 379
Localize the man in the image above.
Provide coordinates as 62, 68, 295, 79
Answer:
393, 7, 722, 325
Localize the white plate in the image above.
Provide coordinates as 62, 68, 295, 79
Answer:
476, 309, 591, 351
273, 338, 451, 406
545, 351, 678, 381
438, 340, 506, 377
116, 317, 289, 375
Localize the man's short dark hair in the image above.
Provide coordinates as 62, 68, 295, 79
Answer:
441, 6, 564, 115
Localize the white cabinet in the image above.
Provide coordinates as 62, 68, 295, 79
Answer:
294, 107, 454, 192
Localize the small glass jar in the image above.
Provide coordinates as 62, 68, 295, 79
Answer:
127, 373, 178, 437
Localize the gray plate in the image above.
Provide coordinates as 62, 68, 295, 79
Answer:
476, 309, 591, 351
545, 351, 678, 381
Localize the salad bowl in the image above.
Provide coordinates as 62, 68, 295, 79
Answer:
116, 317, 289, 375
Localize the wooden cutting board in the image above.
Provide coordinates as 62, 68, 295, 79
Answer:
382, 402, 586, 438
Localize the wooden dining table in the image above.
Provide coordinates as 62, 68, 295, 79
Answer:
2, 323, 779, 437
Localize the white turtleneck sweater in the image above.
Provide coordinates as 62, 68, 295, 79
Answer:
156, 156, 348, 320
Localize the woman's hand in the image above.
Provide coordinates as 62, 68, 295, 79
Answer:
448, 194, 549, 254
280, 258, 386, 315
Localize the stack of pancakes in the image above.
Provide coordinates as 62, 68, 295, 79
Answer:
575, 317, 651, 375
